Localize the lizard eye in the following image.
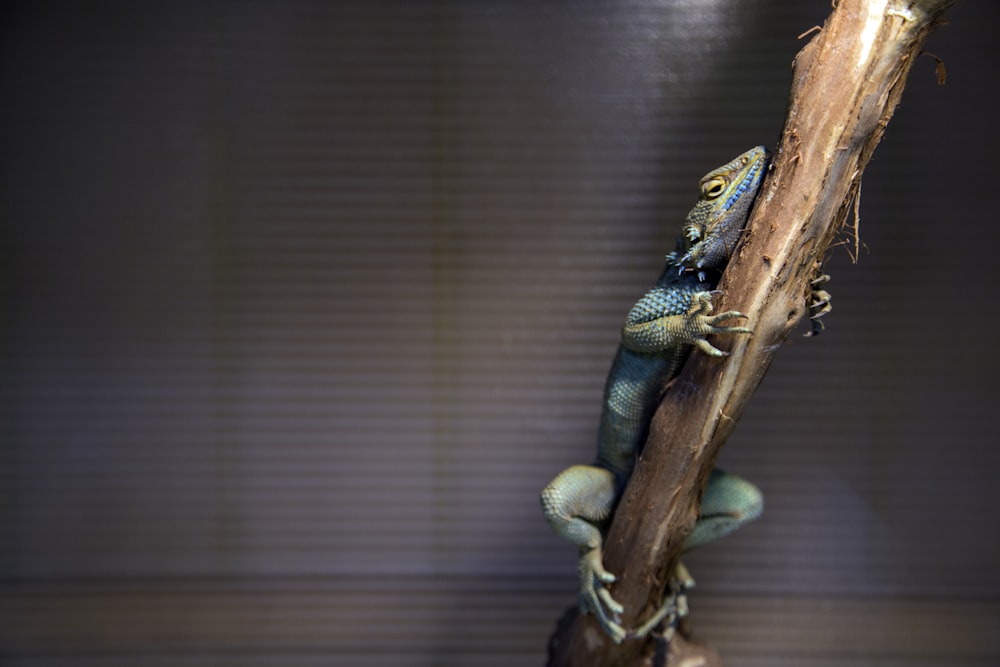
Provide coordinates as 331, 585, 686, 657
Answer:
703, 177, 727, 199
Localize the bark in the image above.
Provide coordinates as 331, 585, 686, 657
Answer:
547, 0, 955, 664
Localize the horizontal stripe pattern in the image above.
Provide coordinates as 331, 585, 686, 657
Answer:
2, 0, 999, 663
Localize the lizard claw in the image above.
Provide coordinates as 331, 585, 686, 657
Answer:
686, 292, 752, 357
579, 549, 627, 643
629, 561, 696, 641
621, 290, 752, 356
805, 272, 832, 337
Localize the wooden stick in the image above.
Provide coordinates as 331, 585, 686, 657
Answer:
547, 0, 955, 664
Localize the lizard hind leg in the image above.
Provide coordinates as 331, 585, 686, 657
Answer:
684, 468, 763, 552
540, 464, 628, 642
631, 470, 762, 642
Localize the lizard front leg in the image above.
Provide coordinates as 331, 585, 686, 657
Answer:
540, 464, 628, 643
622, 290, 751, 357
805, 271, 832, 337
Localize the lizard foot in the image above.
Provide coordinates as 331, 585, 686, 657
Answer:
685, 291, 752, 357
629, 561, 696, 642
804, 272, 832, 337
578, 548, 627, 643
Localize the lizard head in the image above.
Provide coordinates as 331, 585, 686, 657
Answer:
678, 146, 770, 276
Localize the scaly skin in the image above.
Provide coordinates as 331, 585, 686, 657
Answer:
540, 147, 769, 643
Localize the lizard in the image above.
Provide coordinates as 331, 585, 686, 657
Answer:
540, 146, 769, 644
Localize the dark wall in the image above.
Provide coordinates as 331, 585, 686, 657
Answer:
2, 1, 999, 665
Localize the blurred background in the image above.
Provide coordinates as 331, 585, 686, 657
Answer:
2, 1, 999, 665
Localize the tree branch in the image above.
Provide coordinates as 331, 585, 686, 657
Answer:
547, 0, 955, 664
